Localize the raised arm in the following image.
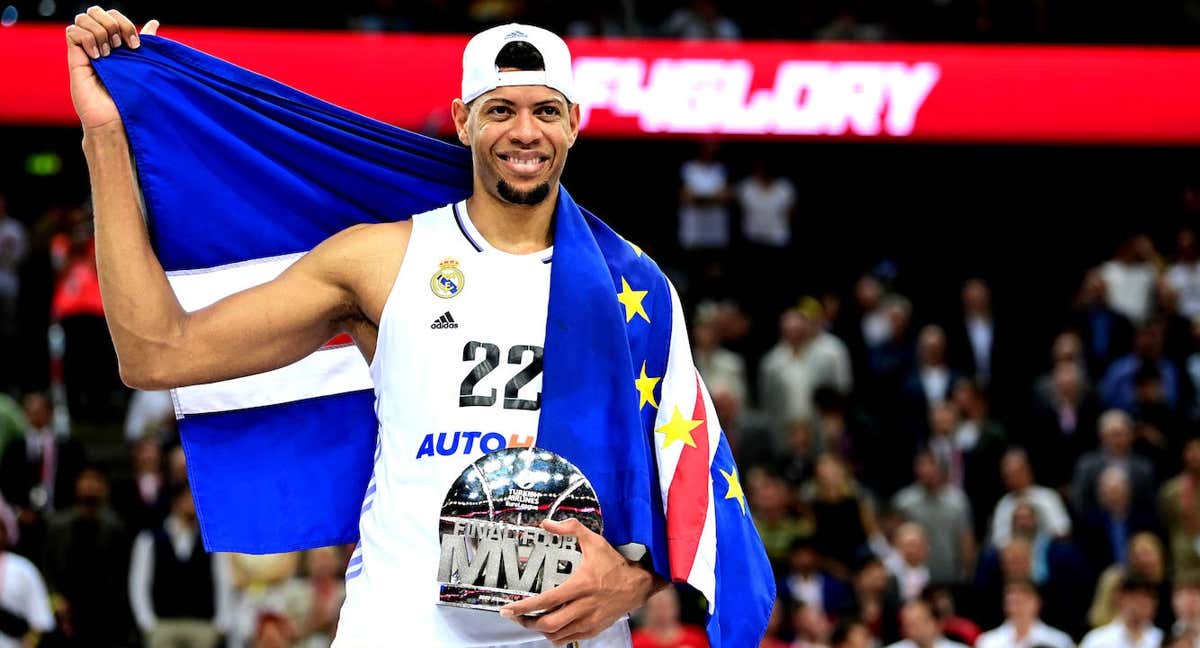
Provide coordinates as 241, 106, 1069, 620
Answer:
69, 8, 400, 390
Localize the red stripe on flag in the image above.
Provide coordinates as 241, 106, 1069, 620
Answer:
666, 371, 712, 581
323, 334, 354, 348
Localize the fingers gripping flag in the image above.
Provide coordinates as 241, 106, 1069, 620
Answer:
91, 35, 774, 646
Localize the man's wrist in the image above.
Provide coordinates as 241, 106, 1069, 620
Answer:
82, 122, 128, 154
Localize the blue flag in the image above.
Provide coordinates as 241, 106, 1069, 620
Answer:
92, 36, 773, 646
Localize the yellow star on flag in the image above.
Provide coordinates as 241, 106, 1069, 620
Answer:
627, 239, 644, 257
616, 277, 650, 324
635, 361, 660, 410
720, 466, 747, 516
655, 405, 702, 449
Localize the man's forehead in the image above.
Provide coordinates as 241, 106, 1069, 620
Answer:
475, 85, 568, 106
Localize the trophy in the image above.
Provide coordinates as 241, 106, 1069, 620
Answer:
437, 447, 603, 611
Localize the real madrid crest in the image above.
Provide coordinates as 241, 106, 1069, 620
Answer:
431, 258, 465, 299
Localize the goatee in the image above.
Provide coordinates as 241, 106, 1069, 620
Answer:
497, 179, 551, 206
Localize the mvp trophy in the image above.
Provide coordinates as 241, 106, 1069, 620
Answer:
437, 447, 603, 611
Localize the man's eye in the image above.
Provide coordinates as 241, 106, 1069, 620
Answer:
489, 106, 512, 116
538, 107, 560, 116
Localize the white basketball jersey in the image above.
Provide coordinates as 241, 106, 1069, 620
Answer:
332, 201, 631, 647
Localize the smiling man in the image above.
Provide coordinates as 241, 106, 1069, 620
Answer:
67, 10, 673, 646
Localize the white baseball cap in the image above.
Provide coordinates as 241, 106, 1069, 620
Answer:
460, 23, 576, 104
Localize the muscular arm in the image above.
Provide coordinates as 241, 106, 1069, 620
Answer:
85, 127, 401, 390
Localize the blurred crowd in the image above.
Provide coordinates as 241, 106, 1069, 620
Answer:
9, 0, 1200, 44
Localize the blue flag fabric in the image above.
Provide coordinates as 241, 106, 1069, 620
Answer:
92, 36, 773, 646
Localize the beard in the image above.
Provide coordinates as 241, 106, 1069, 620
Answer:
496, 178, 551, 206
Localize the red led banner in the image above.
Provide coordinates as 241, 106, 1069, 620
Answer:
3, 24, 1200, 144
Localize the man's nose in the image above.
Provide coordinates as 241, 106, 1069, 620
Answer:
508, 109, 541, 145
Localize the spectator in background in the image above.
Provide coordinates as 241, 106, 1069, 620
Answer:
780, 535, 853, 617
42, 466, 133, 646
736, 158, 796, 250
849, 556, 901, 644
692, 316, 747, 406
0, 193, 26, 392
975, 579, 1074, 648
228, 552, 306, 648
0, 498, 54, 648
750, 469, 811, 566
661, 0, 741, 39
1167, 227, 1200, 320
892, 450, 975, 584
830, 618, 874, 648
791, 601, 834, 647
1082, 577, 1164, 648
1071, 269, 1134, 378
989, 448, 1072, 548
803, 454, 878, 575
1152, 277, 1196, 363
867, 295, 916, 391
949, 379, 1008, 531
1100, 234, 1160, 327
898, 326, 959, 435
111, 435, 168, 534
925, 585, 981, 645
0, 392, 84, 559
1100, 319, 1181, 414
1078, 466, 1161, 578
885, 599, 968, 648
677, 141, 732, 251
1158, 437, 1200, 581
295, 547, 345, 648
1034, 331, 1091, 401
1088, 533, 1170, 631
1031, 359, 1102, 490
884, 523, 932, 604
129, 482, 232, 648
759, 302, 852, 438
1171, 578, 1200, 645
946, 278, 1003, 392
630, 587, 708, 648
1072, 410, 1156, 516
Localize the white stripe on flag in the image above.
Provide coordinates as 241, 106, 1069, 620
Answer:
165, 252, 372, 416
652, 282, 695, 508
688, 370, 720, 612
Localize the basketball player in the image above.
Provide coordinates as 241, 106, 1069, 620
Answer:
66, 9, 666, 647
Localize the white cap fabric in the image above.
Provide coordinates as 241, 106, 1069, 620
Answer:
460, 23, 576, 104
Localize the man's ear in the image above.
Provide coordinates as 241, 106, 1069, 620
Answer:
566, 102, 581, 149
451, 99, 471, 147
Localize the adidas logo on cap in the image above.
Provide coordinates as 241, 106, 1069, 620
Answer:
431, 312, 459, 330
504, 30, 528, 39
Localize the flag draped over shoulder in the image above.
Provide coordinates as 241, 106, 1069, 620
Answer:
92, 36, 774, 646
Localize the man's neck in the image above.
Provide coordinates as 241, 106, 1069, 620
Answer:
464, 184, 557, 254
1011, 618, 1034, 638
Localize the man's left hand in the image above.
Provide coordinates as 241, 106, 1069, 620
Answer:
500, 518, 660, 646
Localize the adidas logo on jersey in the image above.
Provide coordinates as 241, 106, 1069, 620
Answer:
431, 312, 459, 330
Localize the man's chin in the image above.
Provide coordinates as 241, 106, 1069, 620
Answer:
497, 178, 551, 206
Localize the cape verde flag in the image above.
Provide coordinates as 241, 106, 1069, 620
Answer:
92, 36, 773, 646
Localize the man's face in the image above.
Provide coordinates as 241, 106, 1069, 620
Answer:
1174, 585, 1200, 622
900, 603, 939, 644
1004, 585, 1040, 624
1120, 590, 1158, 626
453, 83, 580, 207
1001, 454, 1031, 491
